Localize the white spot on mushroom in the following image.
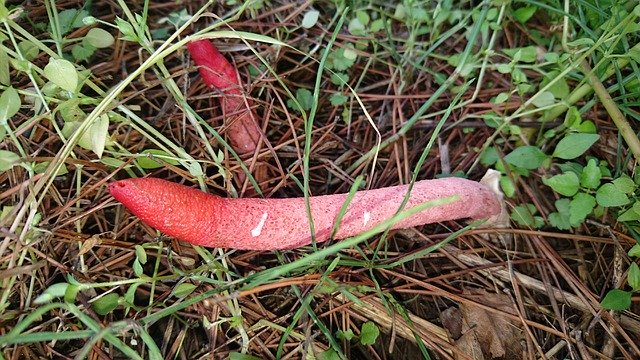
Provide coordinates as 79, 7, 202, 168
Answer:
363, 211, 371, 226
251, 212, 269, 237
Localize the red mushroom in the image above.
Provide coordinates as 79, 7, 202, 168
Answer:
108, 172, 505, 250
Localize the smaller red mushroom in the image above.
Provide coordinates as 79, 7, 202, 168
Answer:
109, 172, 505, 250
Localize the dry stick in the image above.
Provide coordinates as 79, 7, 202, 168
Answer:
580, 60, 640, 161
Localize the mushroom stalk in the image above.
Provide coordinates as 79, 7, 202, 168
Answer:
109, 175, 503, 250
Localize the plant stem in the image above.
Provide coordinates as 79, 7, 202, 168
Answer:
580, 60, 640, 161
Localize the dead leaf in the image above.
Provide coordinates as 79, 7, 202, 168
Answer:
440, 289, 524, 359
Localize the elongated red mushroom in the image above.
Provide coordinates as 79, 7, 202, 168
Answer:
109, 173, 504, 250
187, 39, 262, 154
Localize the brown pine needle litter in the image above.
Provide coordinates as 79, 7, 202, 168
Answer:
1, 1, 640, 359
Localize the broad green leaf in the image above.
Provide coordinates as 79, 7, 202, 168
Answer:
504, 146, 547, 170
513, 6, 537, 23
18, 40, 39, 61
493, 92, 509, 104
89, 114, 109, 158
580, 159, 601, 189
549, 199, 571, 230
629, 244, 640, 258
359, 321, 380, 346
124, 283, 140, 306
499, 176, 516, 198
172, 283, 197, 298
348, 18, 366, 35
618, 205, 640, 222
0, 87, 21, 124
132, 259, 143, 277
531, 91, 555, 108
115, 17, 138, 42
628, 263, 640, 291
563, 106, 581, 128
330, 93, 348, 106
479, 146, 498, 166
612, 176, 636, 194
569, 193, 595, 226
552, 133, 599, 160
44, 58, 78, 92
72, 44, 95, 62
503, 46, 537, 63
85, 28, 115, 48
318, 348, 341, 360
541, 70, 570, 99
92, 293, 120, 315
301, 9, 319, 28
134, 244, 147, 264
600, 289, 631, 311
596, 183, 630, 207
511, 203, 537, 227
54, 9, 89, 35
228, 353, 262, 360
543, 172, 579, 197
137, 149, 179, 169
337, 329, 355, 341
0, 150, 20, 171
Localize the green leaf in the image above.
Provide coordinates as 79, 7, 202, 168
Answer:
228, 353, 262, 360
34, 283, 69, 304
359, 321, 379, 346
115, 17, 138, 42
0, 87, 21, 124
600, 289, 632, 311
493, 92, 509, 104
499, 176, 516, 198
503, 46, 537, 63
596, 183, 630, 207
86, 114, 109, 158
336, 329, 355, 341
18, 40, 39, 61
318, 348, 341, 360
85, 28, 115, 48
54, 9, 89, 35
330, 93, 348, 106
543, 172, 579, 197
301, 9, 319, 28
479, 146, 498, 166
513, 6, 537, 23
92, 293, 120, 315
287, 88, 313, 112
72, 44, 95, 62
172, 283, 197, 298
0, 150, 20, 171
628, 263, 640, 291
348, 17, 366, 35
0, 45, 9, 85
504, 146, 548, 170
541, 70, 570, 100
132, 259, 143, 277
629, 244, 640, 258
330, 72, 349, 85
136, 149, 180, 169
552, 133, 599, 160
124, 283, 140, 306
549, 199, 571, 230
569, 193, 595, 226
44, 58, 78, 92
580, 159, 601, 189
511, 203, 537, 227
134, 244, 147, 264
531, 91, 555, 108
612, 176, 636, 194
327, 45, 357, 71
